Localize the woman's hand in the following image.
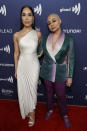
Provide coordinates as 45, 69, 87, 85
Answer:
66, 78, 72, 87
14, 70, 17, 79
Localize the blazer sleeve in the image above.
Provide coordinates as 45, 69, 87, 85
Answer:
67, 36, 75, 78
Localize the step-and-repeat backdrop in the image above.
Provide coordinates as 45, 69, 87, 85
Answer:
0, 0, 87, 106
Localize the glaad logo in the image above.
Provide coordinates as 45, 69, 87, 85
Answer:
72, 3, 81, 15
60, 3, 81, 15
63, 29, 82, 34
0, 45, 10, 54
66, 95, 73, 99
85, 84, 87, 87
2, 89, 14, 96
0, 28, 13, 34
34, 4, 42, 16
85, 95, 87, 100
83, 67, 87, 71
8, 76, 13, 83
35, 27, 40, 31
37, 93, 43, 96
0, 63, 14, 67
0, 76, 13, 83
0, 5, 6, 16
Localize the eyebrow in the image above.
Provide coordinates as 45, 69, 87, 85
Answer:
51, 17, 57, 20
48, 18, 57, 22
22, 12, 32, 14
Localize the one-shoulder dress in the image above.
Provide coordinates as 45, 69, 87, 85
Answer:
17, 30, 40, 119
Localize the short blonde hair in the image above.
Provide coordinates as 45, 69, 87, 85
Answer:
47, 13, 61, 21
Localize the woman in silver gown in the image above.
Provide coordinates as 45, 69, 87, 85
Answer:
13, 5, 41, 127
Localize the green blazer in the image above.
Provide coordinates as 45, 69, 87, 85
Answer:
38, 33, 75, 82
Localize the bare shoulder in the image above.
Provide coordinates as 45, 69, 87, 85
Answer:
13, 32, 19, 41
13, 30, 23, 42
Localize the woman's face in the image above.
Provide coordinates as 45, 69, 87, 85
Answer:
21, 7, 34, 28
47, 14, 61, 33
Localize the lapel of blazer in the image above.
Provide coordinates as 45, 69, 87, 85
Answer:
55, 33, 69, 60
44, 33, 68, 62
43, 35, 55, 61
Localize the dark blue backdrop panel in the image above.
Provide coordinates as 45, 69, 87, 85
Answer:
0, 0, 87, 106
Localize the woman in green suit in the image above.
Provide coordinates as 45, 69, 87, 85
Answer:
38, 14, 75, 128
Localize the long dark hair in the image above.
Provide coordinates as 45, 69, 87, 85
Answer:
20, 5, 35, 30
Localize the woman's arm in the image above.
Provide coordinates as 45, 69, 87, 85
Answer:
37, 31, 43, 57
66, 36, 75, 87
37, 31, 42, 43
13, 33, 20, 78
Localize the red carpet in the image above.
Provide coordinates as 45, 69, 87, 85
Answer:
0, 100, 87, 131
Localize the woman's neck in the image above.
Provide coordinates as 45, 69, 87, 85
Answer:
52, 28, 61, 37
23, 26, 33, 32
